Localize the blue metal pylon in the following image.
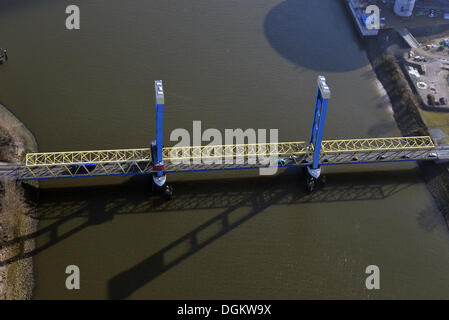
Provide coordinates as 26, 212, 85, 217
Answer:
308, 76, 331, 175
152, 80, 166, 186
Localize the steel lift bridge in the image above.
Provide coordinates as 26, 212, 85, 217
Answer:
19, 77, 441, 194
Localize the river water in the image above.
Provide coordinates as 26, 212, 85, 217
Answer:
1, 0, 449, 299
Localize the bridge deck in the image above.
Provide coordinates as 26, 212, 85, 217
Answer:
15, 136, 440, 180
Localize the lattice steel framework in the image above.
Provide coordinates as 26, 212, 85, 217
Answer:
18, 136, 436, 180
25, 148, 151, 166
318, 136, 435, 165
22, 148, 153, 180
321, 136, 433, 152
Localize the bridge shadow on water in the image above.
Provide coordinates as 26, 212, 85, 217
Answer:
263, 0, 368, 72
0, 167, 423, 298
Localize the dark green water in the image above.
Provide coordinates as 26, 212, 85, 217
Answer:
0, 0, 449, 299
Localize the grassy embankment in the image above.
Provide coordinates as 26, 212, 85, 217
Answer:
0, 103, 38, 300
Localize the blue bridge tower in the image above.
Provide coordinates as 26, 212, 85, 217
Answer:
152, 80, 168, 190
307, 76, 331, 188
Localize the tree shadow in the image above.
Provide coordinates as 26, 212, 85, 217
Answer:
263, 0, 368, 72
417, 205, 443, 232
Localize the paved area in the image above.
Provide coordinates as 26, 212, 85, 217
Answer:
377, 0, 449, 30
405, 50, 449, 110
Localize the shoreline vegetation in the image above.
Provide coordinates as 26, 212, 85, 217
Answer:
0, 102, 38, 300
365, 29, 449, 228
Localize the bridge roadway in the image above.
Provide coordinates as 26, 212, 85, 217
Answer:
2, 136, 445, 181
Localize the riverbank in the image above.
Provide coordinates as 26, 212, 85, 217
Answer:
408, 35, 449, 145
365, 28, 449, 228
0, 102, 38, 300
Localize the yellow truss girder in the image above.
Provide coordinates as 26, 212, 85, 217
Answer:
24, 136, 435, 167
26, 148, 151, 166
163, 142, 308, 161
321, 136, 434, 153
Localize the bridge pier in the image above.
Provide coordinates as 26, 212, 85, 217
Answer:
152, 80, 172, 199
306, 76, 331, 192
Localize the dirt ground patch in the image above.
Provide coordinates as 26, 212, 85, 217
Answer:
0, 102, 38, 300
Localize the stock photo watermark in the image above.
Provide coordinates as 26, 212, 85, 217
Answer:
365, 265, 380, 290
169, 121, 280, 175
65, 265, 80, 290
365, 5, 380, 30
64, 4, 380, 31
66, 5, 80, 30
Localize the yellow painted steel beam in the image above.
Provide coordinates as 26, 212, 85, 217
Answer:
24, 137, 435, 167
163, 142, 308, 161
26, 148, 151, 166
321, 136, 434, 153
